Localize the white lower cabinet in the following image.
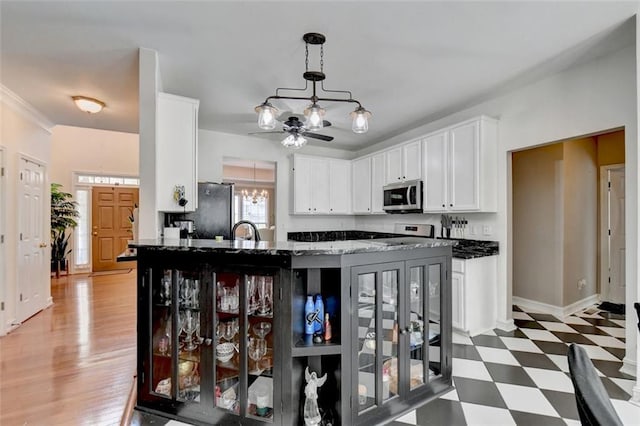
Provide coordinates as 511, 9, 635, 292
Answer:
293, 154, 351, 214
451, 256, 497, 336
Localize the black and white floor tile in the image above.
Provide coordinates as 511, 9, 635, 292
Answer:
390, 305, 640, 426
132, 305, 639, 425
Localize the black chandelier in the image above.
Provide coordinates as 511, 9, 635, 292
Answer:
254, 33, 371, 138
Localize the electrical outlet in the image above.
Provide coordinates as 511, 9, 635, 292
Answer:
577, 278, 587, 290
482, 225, 492, 235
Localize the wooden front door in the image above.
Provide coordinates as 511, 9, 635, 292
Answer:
92, 187, 139, 272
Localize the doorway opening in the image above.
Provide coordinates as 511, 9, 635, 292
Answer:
600, 164, 625, 307
511, 129, 625, 317
72, 173, 139, 273
222, 158, 277, 241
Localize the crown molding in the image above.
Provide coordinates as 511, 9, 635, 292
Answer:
0, 84, 54, 134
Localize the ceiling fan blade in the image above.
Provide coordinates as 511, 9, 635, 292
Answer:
303, 132, 334, 142
248, 131, 285, 135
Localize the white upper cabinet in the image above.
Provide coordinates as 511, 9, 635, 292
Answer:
371, 152, 386, 214
293, 154, 352, 215
423, 131, 448, 212
156, 92, 199, 212
423, 116, 497, 212
329, 159, 352, 214
352, 156, 372, 214
384, 140, 422, 184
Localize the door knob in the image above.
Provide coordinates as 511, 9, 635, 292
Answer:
93, 232, 98, 236
39, 242, 48, 248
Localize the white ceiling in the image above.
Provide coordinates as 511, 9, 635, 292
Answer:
1, 1, 638, 151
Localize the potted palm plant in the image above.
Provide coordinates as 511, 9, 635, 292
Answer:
51, 183, 79, 277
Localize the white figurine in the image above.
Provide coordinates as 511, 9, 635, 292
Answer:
303, 366, 327, 426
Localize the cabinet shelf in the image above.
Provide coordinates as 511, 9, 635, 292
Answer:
291, 341, 342, 357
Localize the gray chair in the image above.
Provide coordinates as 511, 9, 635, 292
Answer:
567, 344, 623, 426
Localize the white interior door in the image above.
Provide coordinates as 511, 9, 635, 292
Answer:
17, 157, 47, 323
0, 148, 4, 330
605, 167, 625, 304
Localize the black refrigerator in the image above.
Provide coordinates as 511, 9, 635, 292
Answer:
172, 182, 234, 240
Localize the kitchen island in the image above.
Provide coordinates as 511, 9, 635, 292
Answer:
132, 237, 455, 425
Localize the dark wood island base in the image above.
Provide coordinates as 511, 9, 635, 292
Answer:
132, 237, 454, 425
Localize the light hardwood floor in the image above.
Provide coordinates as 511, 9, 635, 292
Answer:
0, 270, 137, 425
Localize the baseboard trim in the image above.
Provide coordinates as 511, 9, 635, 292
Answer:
512, 294, 600, 318
621, 357, 637, 378
496, 319, 516, 332
631, 386, 640, 406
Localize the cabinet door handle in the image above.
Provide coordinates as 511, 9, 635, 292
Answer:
308, 208, 311, 211
201, 337, 212, 346
442, 204, 445, 208
449, 204, 453, 207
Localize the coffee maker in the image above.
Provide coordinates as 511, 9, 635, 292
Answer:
174, 220, 195, 239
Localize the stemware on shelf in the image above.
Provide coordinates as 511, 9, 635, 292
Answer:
180, 310, 200, 351
253, 321, 271, 339
248, 337, 267, 374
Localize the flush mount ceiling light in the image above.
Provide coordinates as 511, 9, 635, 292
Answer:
254, 32, 372, 145
72, 95, 105, 114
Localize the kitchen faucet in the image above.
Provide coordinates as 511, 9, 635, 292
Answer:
232, 220, 261, 241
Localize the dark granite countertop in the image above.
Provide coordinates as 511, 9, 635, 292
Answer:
129, 237, 456, 256
287, 230, 498, 259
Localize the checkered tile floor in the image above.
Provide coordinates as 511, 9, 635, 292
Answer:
388, 305, 640, 426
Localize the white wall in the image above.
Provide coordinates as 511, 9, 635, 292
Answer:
50, 125, 139, 191
512, 143, 564, 307
356, 44, 638, 376
198, 130, 357, 240
563, 138, 598, 306
0, 86, 53, 335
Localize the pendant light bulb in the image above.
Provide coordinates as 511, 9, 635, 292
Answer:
304, 103, 325, 131
255, 102, 278, 130
350, 107, 371, 134
282, 133, 307, 149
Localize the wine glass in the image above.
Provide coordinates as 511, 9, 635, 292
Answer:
161, 276, 171, 305
181, 310, 200, 351
252, 321, 271, 339
248, 337, 267, 373
222, 320, 236, 342
181, 279, 193, 307
191, 279, 200, 308
247, 276, 258, 314
257, 276, 272, 315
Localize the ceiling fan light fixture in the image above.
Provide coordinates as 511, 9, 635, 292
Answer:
303, 103, 325, 131
282, 133, 307, 149
255, 101, 278, 130
72, 95, 105, 114
350, 106, 371, 134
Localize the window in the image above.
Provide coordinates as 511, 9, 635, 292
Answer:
233, 194, 268, 229
74, 188, 90, 268
75, 173, 139, 187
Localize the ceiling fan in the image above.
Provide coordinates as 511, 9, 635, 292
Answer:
249, 115, 334, 147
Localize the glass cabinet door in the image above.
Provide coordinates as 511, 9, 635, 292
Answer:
427, 263, 443, 381
353, 263, 402, 415
213, 272, 276, 422
149, 269, 203, 404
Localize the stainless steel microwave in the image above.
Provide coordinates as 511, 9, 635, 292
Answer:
382, 180, 423, 213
